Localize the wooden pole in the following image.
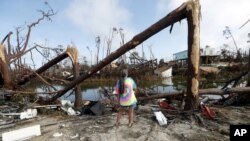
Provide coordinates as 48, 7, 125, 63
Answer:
184, 0, 201, 110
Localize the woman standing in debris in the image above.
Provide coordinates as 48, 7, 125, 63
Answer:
114, 69, 137, 127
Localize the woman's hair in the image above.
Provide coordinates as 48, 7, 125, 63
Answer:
118, 69, 127, 94
118, 77, 125, 94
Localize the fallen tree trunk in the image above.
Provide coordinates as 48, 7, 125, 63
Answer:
138, 91, 184, 101
199, 87, 250, 94
17, 52, 69, 85
46, 1, 189, 103
222, 70, 249, 89
138, 87, 250, 101
222, 49, 250, 105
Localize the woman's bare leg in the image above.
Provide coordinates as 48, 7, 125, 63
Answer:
128, 108, 134, 127
116, 108, 124, 126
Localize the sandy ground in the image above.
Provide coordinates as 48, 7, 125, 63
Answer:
1, 105, 250, 141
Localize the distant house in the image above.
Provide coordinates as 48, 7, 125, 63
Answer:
173, 50, 188, 61
173, 50, 188, 67
173, 46, 219, 66
200, 46, 220, 65
154, 66, 172, 78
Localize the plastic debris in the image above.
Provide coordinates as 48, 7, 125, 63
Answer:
154, 111, 168, 126
70, 133, 79, 139
61, 100, 80, 116
159, 101, 176, 110
53, 132, 63, 137
68, 107, 80, 116
20, 109, 37, 120
61, 100, 74, 107
200, 103, 216, 119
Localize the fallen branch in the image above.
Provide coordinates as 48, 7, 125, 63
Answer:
138, 91, 185, 101
222, 70, 249, 89
33, 71, 57, 91
42, 75, 69, 85
3, 90, 59, 95
138, 87, 250, 101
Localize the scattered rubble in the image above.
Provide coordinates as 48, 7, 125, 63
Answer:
0, 90, 250, 141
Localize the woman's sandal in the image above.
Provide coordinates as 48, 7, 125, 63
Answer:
128, 122, 134, 128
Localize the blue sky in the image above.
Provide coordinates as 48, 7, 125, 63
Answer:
1, 0, 250, 68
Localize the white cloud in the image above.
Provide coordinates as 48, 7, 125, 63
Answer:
155, 0, 169, 17
65, 0, 137, 60
200, 0, 250, 48
66, 0, 133, 37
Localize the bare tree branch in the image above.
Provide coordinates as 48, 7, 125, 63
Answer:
16, 27, 21, 50
33, 71, 58, 91
30, 50, 36, 68
239, 18, 250, 29
9, 43, 62, 64
8, 6, 56, 63
6, 90, 60, 95
7, 33, 12, 56
1, 31, 13, 44
43, 75, 70, 85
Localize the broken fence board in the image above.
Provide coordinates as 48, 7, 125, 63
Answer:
154, 111, 168, 126
2, 125, 41, 141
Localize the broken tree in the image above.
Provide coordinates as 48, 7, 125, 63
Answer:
0, 4, 55, 89
17, 47, 82, 109
66, 48, 82, 109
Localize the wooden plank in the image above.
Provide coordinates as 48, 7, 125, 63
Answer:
2, 125, 41, 141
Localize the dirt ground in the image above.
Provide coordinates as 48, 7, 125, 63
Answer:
1, 105, 250, 141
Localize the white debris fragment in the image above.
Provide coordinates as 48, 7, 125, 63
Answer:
154, 111, 168, 126
20, 109, 37, 120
